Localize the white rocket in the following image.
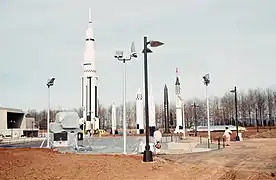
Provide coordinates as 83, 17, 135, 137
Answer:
175, 68, 183, 133
111, 101, 117, 135
81, 8, 99, 133
149, 84, 156, 135
136, 88, 144, 134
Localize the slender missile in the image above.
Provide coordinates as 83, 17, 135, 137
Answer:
111, 101, 117, 135
149, 84, 156, 136
136, 88, 144, 134
81, 8, 99, 134
175, 68, 183, 133
164, 85, 170, 134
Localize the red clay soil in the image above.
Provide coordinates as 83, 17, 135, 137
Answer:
0, 148, 184, 180
1, 145, 275, 180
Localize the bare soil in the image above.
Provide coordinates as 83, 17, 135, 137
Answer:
1, 129, 276, 180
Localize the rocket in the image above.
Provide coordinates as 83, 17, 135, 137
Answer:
174, 68, 183, 133
111, 101, 117, 135
149, 84, 156, 136
136, 88, 144, 134
81, 8, 99, 134
164, 84, 170, 134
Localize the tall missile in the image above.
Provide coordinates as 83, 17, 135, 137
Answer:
111, 101, 117, 135
164, 85, 170, 134
81, 8, 99, 134
175, 68, 183, 133
149, 84, 156, 136
136, 88, 144, 134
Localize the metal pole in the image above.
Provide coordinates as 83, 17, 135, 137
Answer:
123, 60, 127, 154
143, 36, 153, 162
47, 86, 50, 148
234, 86, 240, 141
206, 85, 211, 148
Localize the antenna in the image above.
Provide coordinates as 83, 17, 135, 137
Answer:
89, 8, 92, 23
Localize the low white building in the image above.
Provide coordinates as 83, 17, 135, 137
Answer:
0, 107, 39, 138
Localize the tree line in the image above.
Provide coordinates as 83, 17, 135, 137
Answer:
27, 87, 276, 130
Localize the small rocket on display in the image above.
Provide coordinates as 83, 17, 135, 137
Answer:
164, 84, 170, 134
81, 8, 99, 133
174, 68, 183, 133
111, 102, 117, 135
136, 88, 144, 134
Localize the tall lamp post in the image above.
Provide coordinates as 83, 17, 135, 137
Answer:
142, 36, 164, 162
46, 77, 55, 148
230, 86, 240, 141
203, 73, 211, 148
114, 42, 137, 154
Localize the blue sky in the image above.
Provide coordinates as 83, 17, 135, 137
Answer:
0, 0, 276, 111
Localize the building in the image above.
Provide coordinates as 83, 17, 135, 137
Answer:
0, 107, 39, 138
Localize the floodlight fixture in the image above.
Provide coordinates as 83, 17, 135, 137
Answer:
114, 51, 124, 59
203, 73, 210, 86
47, 77, 55, 87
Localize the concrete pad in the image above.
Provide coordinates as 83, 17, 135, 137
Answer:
167, 142, 198, 150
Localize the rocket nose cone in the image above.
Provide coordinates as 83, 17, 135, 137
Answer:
175, 77, 180, 85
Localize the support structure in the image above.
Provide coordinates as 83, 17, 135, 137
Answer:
46, 77, 55, 148
142, 36, 164, 162
203, 73, 211, 148
114, 42, 137, 154
230, 86, 240, 141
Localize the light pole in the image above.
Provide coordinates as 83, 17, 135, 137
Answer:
114, 42, 137, 154
203, 73, 211, 148
230, 86, 240, 141
46, 77, 55, 148
142, 36, 164, 162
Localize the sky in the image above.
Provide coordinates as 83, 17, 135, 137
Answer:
0, 0, 276, 111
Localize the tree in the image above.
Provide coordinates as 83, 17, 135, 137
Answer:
126, 102, 136, 128
255, 89, 266, 126
155, 104, 163, 128
246, 89, 255, 126
220, 93, 234, 125
239, 91, 248, 126
98, 104, 107, 129
266, 88, 273, 127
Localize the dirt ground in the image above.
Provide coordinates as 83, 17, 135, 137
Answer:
1, 130, 276, 180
